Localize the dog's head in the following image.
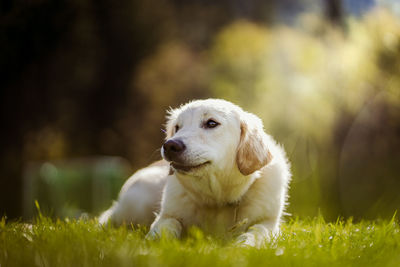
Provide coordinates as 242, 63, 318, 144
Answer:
161, 99, 273, 176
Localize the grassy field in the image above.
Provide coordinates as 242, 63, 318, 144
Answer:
1, 214, 399, 267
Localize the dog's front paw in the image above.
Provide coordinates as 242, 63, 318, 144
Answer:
146, 217, 182, 240
145, 228, 160, 241
235, 233, 256, 247
235, 223, 274, 247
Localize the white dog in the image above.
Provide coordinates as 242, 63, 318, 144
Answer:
99, 99, 291, 247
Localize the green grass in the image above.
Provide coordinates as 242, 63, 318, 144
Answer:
1, 215, 399, 267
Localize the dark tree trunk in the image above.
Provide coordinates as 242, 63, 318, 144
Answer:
325, 0, 344, 25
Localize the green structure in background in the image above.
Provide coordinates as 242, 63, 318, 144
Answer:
22, 157, 131, 219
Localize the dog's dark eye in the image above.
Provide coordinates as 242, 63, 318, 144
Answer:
205, 119, 219, 129
175, 125, 180, 133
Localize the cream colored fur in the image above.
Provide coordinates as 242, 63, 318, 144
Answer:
99, 99, 291, 247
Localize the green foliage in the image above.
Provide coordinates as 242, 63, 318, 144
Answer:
1, 216, 399, 267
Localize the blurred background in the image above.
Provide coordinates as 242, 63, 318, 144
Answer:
1, 0, 400, 221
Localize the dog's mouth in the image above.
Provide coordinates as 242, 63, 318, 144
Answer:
170, 161, 211, 173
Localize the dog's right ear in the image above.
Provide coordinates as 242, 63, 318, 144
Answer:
236, 112, 273, 176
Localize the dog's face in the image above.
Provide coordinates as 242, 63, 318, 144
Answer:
161, 99, 272, 177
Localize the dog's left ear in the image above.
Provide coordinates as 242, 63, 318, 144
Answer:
236, 112, 273, 176
165, 107, 179, 140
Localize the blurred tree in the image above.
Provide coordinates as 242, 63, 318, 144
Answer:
0, 0, 171, 218
1, 0, 77, 218
326, 0, 344, 24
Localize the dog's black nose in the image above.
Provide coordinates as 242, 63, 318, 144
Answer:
163, 139, 186, 161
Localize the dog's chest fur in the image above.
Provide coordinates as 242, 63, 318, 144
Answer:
171, 171, 259, 235
175, 171, 257, 207
189, 203, 239, 235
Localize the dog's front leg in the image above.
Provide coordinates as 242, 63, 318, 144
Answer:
146, 175, 192, 240
235, 220, 278, 247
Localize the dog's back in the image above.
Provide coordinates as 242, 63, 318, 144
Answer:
99, 160, 169, 226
